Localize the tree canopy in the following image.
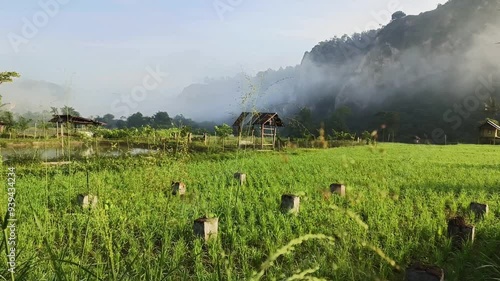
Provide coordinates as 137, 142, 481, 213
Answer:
0, 72, 20, 85
60, 106, 80, 117
127, 112, 148, 128
214, 124, 233, 138
152, 111, 172, 129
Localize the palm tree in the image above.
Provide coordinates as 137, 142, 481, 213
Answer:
50, 107, 59, 115
60, 105, 80, 117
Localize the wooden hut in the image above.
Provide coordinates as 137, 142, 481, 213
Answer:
478, 119, 500, 144
49, 114, 106, 137
233, 112, 284, 149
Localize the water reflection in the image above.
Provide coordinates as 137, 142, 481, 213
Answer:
0, 145, 158, 161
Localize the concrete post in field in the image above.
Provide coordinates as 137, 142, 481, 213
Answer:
77, 194, 98, 209
330, 184, 346, 197
234, 172, 246, 185
281, 194, 300, 214
469, 202, 488, 219
405, 263, 444, 281
447, 216, 475, 248
193, 217, 218, 241
171, 182, 186, 196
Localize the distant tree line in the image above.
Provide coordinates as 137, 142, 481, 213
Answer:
94, 111, 216, 134
280, 93, 500, 143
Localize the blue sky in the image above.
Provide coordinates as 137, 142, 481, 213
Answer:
0, 0, 447, 117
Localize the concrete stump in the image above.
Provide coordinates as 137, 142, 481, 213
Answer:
281, 194, 300, 214
193, 217, 218, 241
234, 173, 246, 185
405, 263, 444, 281
330, 184, 346, 197
77, 194, 98, 209
171, 182, 186, 196
447, 216, 475, 248
470, 202, 488, 219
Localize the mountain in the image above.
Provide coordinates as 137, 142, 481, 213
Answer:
175, 67, 299, 122
0, 79, 68, 113
297, 0, 500, 142
176, 0, 500, 142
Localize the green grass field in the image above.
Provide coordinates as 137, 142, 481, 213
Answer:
0, 144, 499, 280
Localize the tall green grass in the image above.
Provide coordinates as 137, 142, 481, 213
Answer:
0, 144, 498, 280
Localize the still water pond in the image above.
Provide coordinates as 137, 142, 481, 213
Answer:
0, 145, 158, 161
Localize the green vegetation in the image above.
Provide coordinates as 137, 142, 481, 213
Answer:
214, 124, 233, 151
0, 144, 498, 280
0, 72, 20, 85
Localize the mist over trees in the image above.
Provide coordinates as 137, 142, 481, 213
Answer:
289, 0, 500, 143
172, 0, 500, 143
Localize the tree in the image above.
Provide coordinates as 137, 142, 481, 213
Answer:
214, 123, 233, 150
329, 106, 352, 132
96, 113, 116, 128
172, 114, 196, 128
116, 119, 127, 129
392, 11, 406, 21
15, 116, 31, 138
50, 107, 59, 115
127, 112, 148, 128
152, 111, 172, 129
60, 105, 80, 116
0, 72, 20, 85
375, 111, 400, 142
1, 111, 15, 139
289, 107, 314, 138
102, 114, 115, 124
0, 72, 20, 134
37, 120, 51, 139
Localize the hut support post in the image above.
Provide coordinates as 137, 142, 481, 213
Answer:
273, 127, 277, 149
261, 124, 264, 149
252, 128, 255, 149
237, 125, 241, 148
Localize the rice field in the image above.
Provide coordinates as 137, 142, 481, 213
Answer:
0, 143, 499, 280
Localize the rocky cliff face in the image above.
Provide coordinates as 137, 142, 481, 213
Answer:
297, 0, 500, 115
176, 0, 500, 141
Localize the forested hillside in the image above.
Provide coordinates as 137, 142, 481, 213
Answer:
177, 0, 500, 143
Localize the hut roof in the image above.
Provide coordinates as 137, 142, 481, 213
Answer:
233, 112, 284, 127
49, 114, 106, 126
479, 119, 500, 130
